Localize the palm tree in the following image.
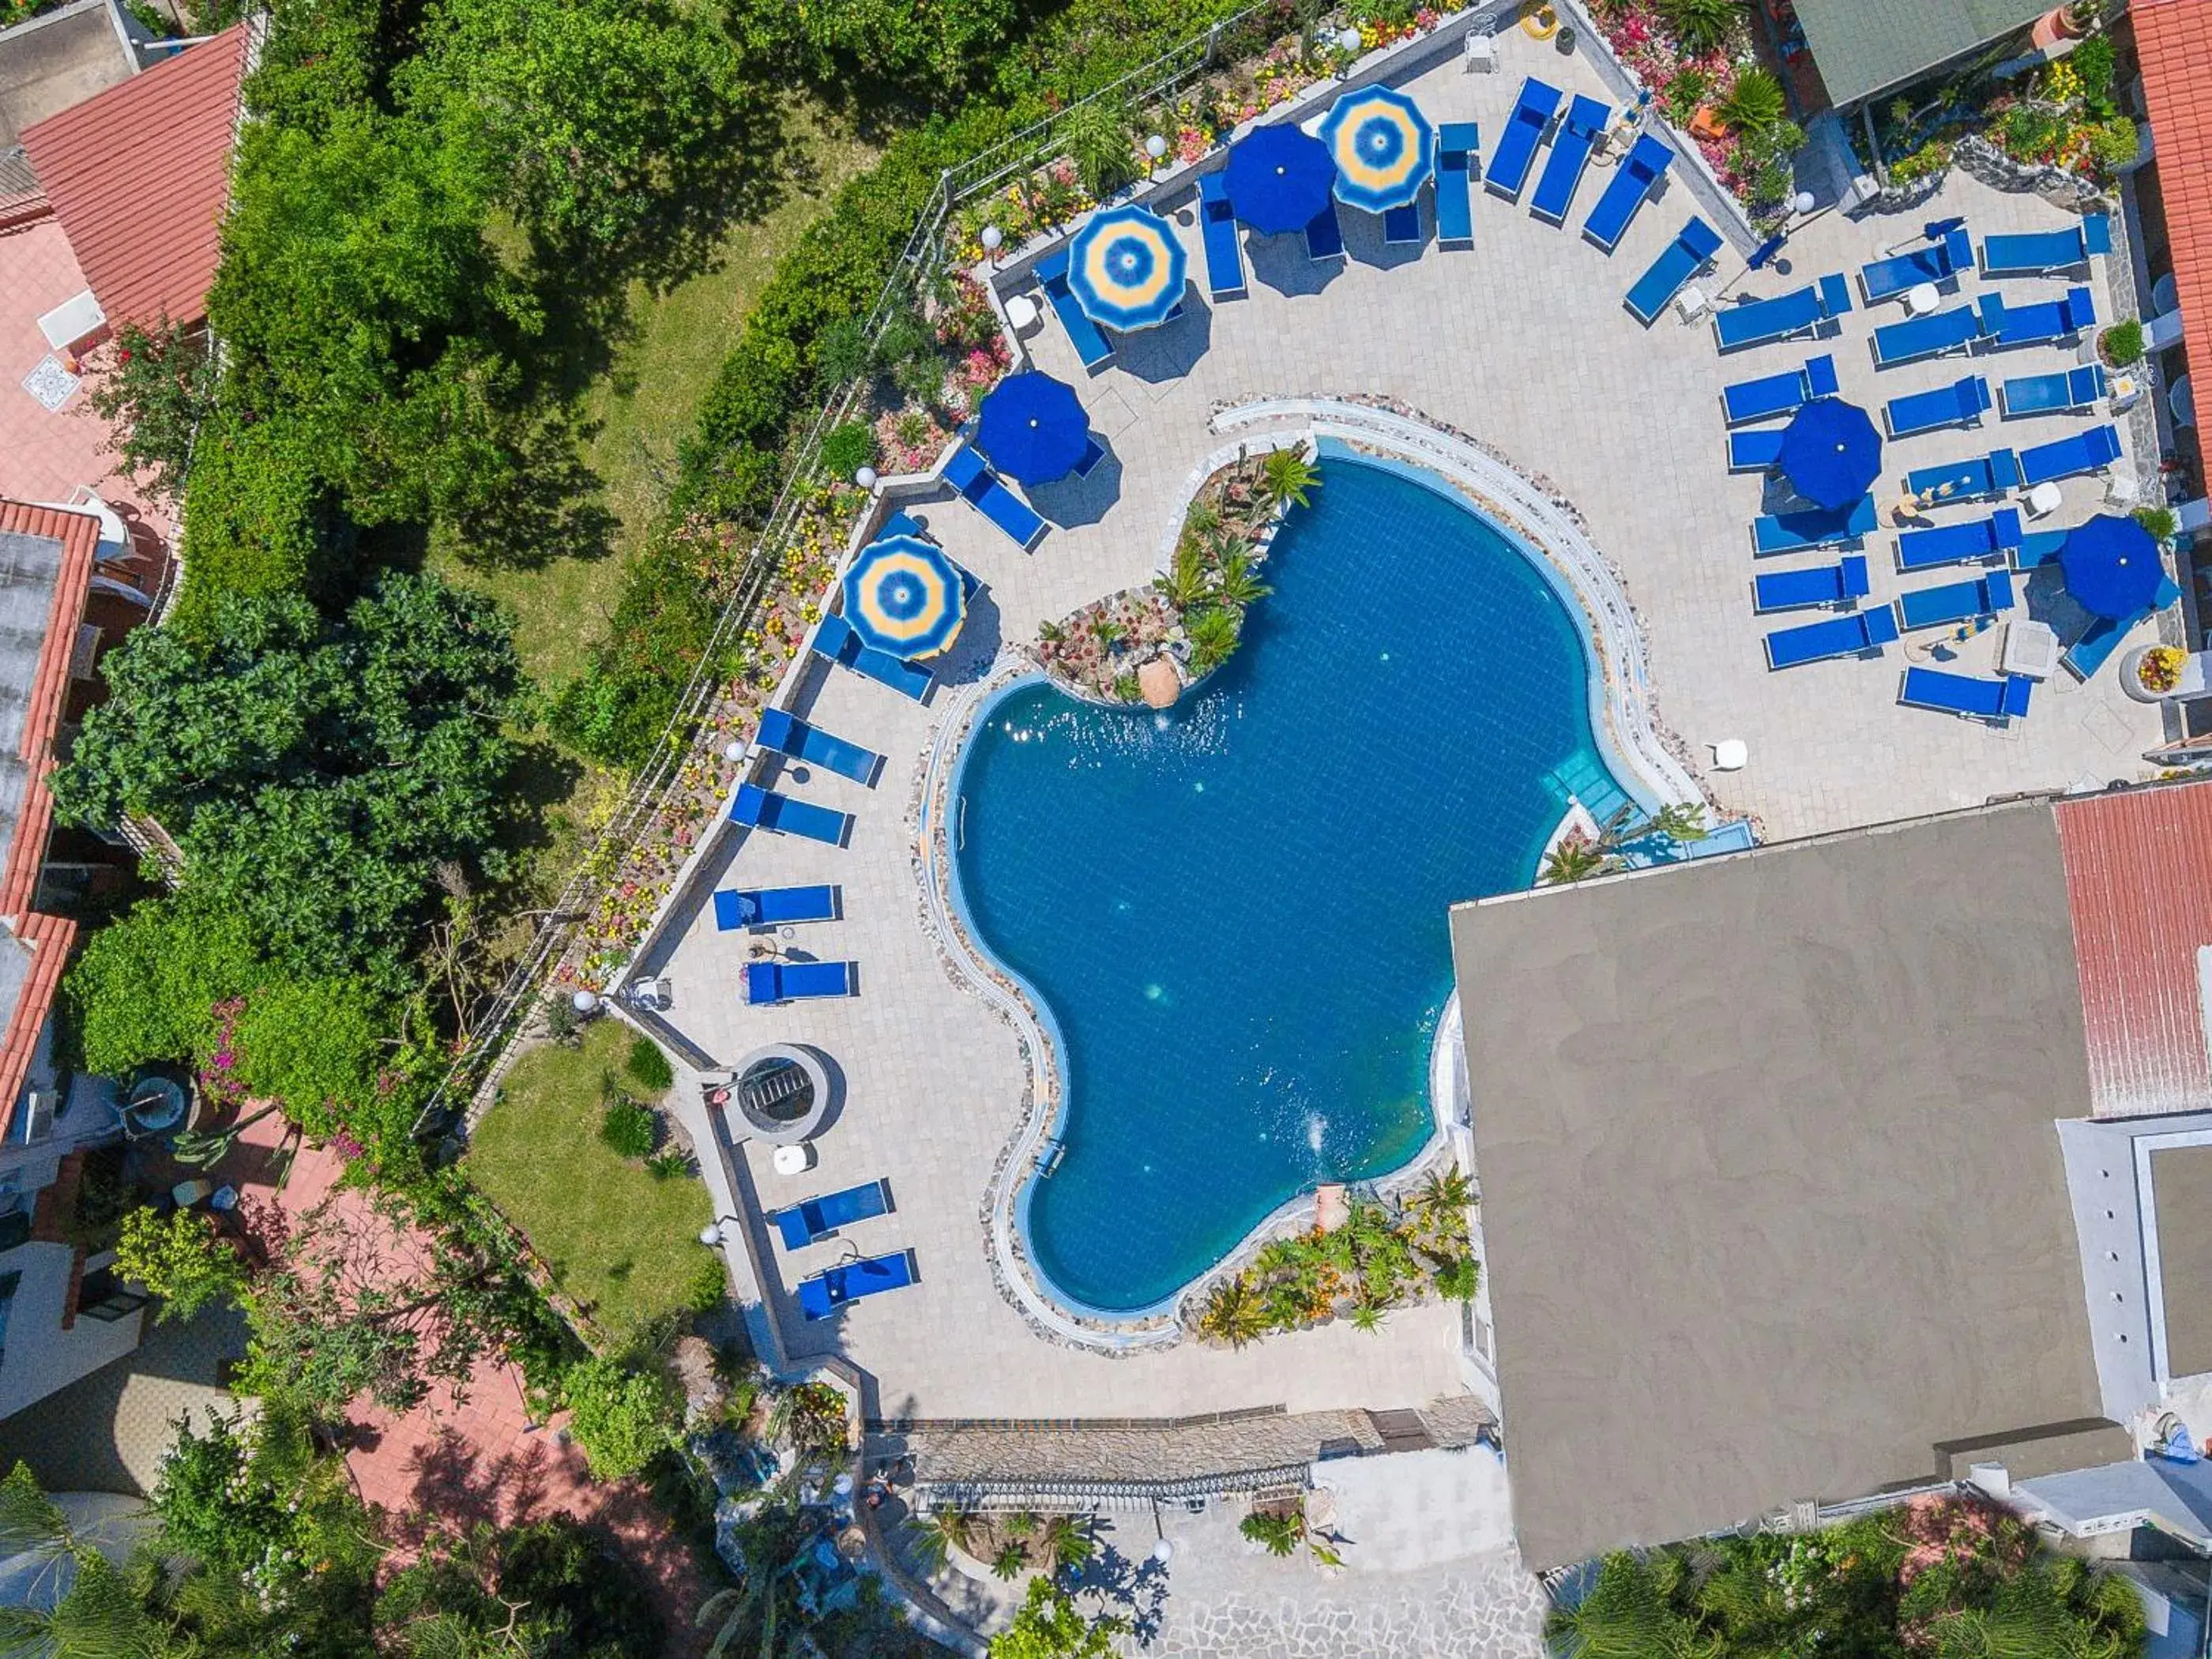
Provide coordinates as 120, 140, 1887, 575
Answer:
1413, 1167, 1473, 1226
991, 1541, 1028, 1581
1060, 97, 1137, 197
1186, 606, 1241, 674
1003, 1510, 1038, 1540
699, 1567, 799, 1659
1036, 1514, 1095, 1574
906, 1507, 979, 1575
1547, 1552, 1705, 1659
1198, 1277, 1268, 1348
1159, 540, 1210, 609
1258, 447, 1322, 513
1654, 0, 1741, 56
1541, 837, 1612, 885
0, 1463, 165, 1658
1213, 551, 1272, 608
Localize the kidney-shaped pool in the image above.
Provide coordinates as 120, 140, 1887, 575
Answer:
951, 453, 1638, 1314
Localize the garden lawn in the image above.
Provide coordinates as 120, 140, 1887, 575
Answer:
438, 100, 879, 684
468, 1020, 713, 1345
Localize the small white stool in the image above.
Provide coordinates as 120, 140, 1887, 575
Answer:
1003, 294, 1040, 333
1904, 282, 1941, 317
1999, 619, 2060, 681
771, 1143, 815, 1176
1675, 285, 1709, 324
2025, 480, 2064, 518
1710, 739, 1748, 772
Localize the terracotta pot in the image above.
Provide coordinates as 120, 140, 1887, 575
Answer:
1689, 106, 1729, 141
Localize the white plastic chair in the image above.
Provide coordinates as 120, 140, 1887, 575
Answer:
1463, 27, 1498, 72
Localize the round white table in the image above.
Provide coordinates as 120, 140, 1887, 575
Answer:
1004, 294, 1040, 333
1904, 282, 1941, 317
2025, 480, 2065, 518
771, 1142, 815, 1176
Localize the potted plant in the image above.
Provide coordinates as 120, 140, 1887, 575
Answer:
2099, 319, 2145, 368
2139, 646, 2184, 694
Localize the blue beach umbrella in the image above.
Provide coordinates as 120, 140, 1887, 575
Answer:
1319, 85, 1434, 213
975, 370, 1090, 487
1224, 124, 1335, 234
1776, 397, 1882, 511
2061, 514, 2161, 619
842, 535, 968, 660
1066, 205, 1188, 333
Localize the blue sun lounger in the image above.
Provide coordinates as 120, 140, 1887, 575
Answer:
1980, 211, 2111, 277
1624, 216, 1721, 326
1753, 555, 1869, 612
1582, 132, 1672, 253
772, 1179, 890, 1251
714, 885, 840, 931
1905, 448, 2021, 504
1764, 606, 1898, 669
1856, 228, 1973, 303
755, 707, 881, 786
812, 613, 934, 702
797, 1250, 916, 1320
1034, 247, 1112, 371
1198, 171, 1247, 300
729, 782, 852, 847
1532, 95, 1608, 224
1728, 428, 1785, 472
1723, 354, 1839, 425
1752, 494, 1878, 555
1999, 364, 2106, 418
1900, 667, 2033, 722
1897, 568, 2014, 630
1895, 507, 2022, 570
1714, 274, 1853, 352
1977, 285, 2097, 349
2010, 528, 2069, 570
2065, 575, 2180, 680
1884, 374, 1992, 438
1487, 76, 1561, 201
1304, 201, 1345, 260
2018, 423, 2123, 486
945, 443, 1048, 550
1435, 122, 1478, 246
1872, 303, 1988, 367
743, 958, 856, 1005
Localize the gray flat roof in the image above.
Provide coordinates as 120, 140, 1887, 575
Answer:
2154, 1146, 2212, 1378
0, 0, 135, 148
1450, 799, 2109, 1569
1794, 0, 2050, 107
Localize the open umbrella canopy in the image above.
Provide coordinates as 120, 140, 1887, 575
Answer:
1224, 124, 1335, 234
842, 535, 968, 660
2061, 514, 2161, 619
1320, 85, 1434, 213
975, 371, 1090, 486
1776, 397, 1882, 511
1067, 205, 1188, 333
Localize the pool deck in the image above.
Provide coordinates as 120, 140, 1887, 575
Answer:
639, 28, 2164, 1436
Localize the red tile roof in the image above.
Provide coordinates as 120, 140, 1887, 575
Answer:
0, 911, 76, 1131
17, 24, 249, 329
2056, 780, 2212, 1119
2136, 0, 2212, 410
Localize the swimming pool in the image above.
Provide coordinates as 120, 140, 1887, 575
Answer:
952, 454, 1641, 1314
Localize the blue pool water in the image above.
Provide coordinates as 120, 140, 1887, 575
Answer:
953, 455, 1635, 1312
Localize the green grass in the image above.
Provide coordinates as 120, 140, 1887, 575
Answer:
468, 1019, 712, 1345
439, 100, 881, 685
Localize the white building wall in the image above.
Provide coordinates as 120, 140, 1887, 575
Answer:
0, 1238, 141, 1421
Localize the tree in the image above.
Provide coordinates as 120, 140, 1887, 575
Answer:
1540, 837, 1609, 886
376, 1515, 662, 1657
561, 1358, 679, 1480
726, 0, 1020, 103
85, 322, 218, 503
1258, 447, 1321, 513
116, 1209, 247, 1322
905, 1508, 978, 1575
0, 1462, 171, 1658
988, 1580, 1127, 1659
1545, 1552, 1703, 1659
51, 571, 524, 985
1196, 1277, 1268, 1349
1655, 0, 1741, 56
1213, 551, 1272, 608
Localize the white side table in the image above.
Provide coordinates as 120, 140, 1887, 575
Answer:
771, 1143, 816, 1177
1675, 286, 1708, 324
1710, 739, 1748, 771
2025, 480, 2065, 518
1004, 294, 1040, 333
1999, 619, 2060, 681
1905, 282, 1941, 317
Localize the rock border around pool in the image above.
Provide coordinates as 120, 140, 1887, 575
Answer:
913, 404, 1706, 1352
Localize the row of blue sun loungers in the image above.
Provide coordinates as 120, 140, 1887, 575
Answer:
1626, 217, 1723, 326
1856, 228, 1974, 304
1715, 275, 1854, 352
731, 781, 852, 847
1765, 606, 1898, 669
798, 1250, 916, 1320
743, 958, 856, 1004
1723, 354, 1839, 424
1980, 212, 2110, 277
1977, 284, 2097, 349
772, 1178, 890, 1250
1752, 494, 1878, 555
1901, 667, 2033, 722
1753, 555, 1868, 612
1896, 508, 2022, 570
1884, 374, 1991, 438
1999, 363, 2106, 418
1897, 568, 2014, 630
715, 883, 840, 931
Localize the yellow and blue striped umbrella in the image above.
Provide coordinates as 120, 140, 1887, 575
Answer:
1320, 85, 1434, 213
842, 535, 968, 660
1067, 205, 1188, 333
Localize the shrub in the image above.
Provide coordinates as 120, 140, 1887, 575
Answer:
118, 1208, 248, 1320
2071, 34, 2116, 113
1888, 139, 1954, 186
1997, 102, 2063, 163
2089, 115, 2140, 172
685, 1255, 728, 1314
1657, 0, 1740, 57
2135, 506, 2180, 542
1714, 68, 1786, 141
562, 1357, 679, 1478
1661, 66, 1711, 126
600, 1096, 658, 1160
625, 1035, 675, 1094
818, 419, 877, 480
2101, 319, 2145, 367
1059, 97, 1135, 197
85, 322, 218, 503
645, 1148, 694, 1180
